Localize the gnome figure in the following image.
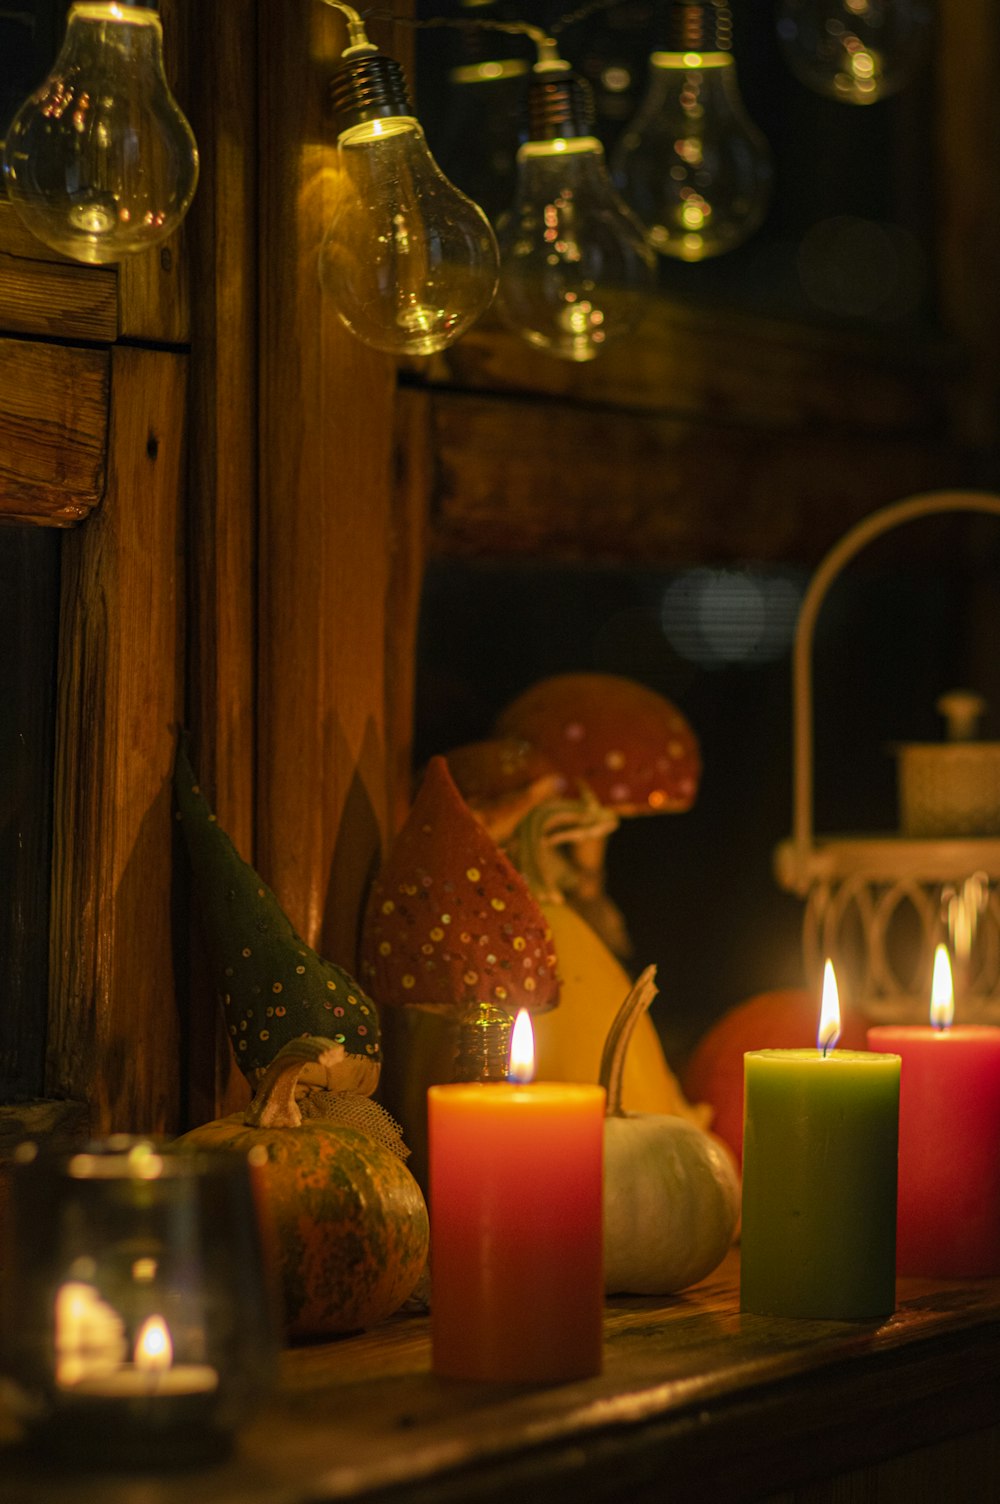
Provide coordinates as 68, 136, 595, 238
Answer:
174, 741, 382, 1105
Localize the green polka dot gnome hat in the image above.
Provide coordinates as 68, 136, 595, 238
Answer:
174, 740, 381, 1094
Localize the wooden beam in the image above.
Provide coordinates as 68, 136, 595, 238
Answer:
0, 210, 117, 342
46, 345, 186, 1133
255, 1, 400, 970
422, 388, 973, 568
420, 301, 963, 435
0, 340, 108, 527
115, 0, 192, 345
180, 0, 259, 1125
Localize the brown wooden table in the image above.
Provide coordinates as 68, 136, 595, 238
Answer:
3, 1250, 1000, 1504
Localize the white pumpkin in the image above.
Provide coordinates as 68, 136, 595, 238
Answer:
604, 1110, 740, 1293
600, 968, 741, 1295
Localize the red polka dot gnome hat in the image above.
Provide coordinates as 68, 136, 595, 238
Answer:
174, 740, 381, 1092
359, 755, 559, 1016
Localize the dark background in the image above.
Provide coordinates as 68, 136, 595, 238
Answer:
409, 1, 991, 1068
414, 520, 1000, 1068
415, 0, 935, 332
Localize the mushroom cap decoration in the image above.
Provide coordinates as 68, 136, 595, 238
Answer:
443, 736, 563, 844
174, 742, 381, 1095
495, 672, 701, 816
360, 756, 560, 1016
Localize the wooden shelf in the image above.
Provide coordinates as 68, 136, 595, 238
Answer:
398, 306, 978, 571
3, 1249, 1000, 1503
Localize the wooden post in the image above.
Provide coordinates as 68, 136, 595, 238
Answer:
181, 0, 259, 1124
255, 3, 401, 970
46, 346, 187, 1134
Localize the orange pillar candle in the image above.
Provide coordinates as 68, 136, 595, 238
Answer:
428, 1010, 605, 1382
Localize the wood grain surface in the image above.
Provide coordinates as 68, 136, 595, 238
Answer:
2, 1251, 1000, 1504
44, 345, 187, 1133
414, 386, 970, 568
0, 340, 108, 527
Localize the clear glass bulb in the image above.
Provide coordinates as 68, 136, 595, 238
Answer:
612, 52, 772, 263
495, 136, 655, 363
2, 2, 199, 264
318, 116, 499, 358
776, 0, 932, 104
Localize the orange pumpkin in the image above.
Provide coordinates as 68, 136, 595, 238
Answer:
681, 988, 870, 1165
175, 1036, 429, 1339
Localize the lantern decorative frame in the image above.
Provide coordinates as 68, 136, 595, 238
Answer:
773, 490, 1000, 1023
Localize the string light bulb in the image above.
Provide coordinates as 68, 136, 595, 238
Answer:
494, 40, 655, 362
2, 1, 199, 264
612, 2, 772, 262
776, 0, 932, 105
318, 4, 499, 358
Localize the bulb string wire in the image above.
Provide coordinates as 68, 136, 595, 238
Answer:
349, 0, 635, 54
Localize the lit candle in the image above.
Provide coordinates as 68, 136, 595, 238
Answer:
59, 1307, 219, 1397
3, 1138, 277, 1469
428, 1009, 605, 1382
868, 944, 1000, 1276
741, 961, 901, 1319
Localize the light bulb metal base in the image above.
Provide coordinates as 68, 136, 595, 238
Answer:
665, 1, 733, 53
525, 68, 595, 142
329, 50, 413, 134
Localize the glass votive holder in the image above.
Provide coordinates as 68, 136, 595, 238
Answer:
1, 1135, 280, 1469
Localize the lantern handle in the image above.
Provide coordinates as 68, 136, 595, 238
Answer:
781, 489, 1000, 894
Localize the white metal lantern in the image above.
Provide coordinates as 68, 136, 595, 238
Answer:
773, 490, 1000, 1023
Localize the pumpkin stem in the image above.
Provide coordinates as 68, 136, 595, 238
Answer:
512, 795, 619, 904
244, 1035, 346, 1128
599, 966, 659, 1117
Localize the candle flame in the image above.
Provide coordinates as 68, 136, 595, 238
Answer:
508, 1008, 535, 1083
135, 1315, 172, 1372
817, 959, 841, 1055
930, 943, 954, 1030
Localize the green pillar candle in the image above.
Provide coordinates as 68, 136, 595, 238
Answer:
740, 1047, 901, 1319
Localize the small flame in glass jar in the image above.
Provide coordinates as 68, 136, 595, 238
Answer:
135, 1315, 172, 1372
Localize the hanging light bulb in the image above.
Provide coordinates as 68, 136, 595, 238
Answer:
611, 2, 772, 263
776, 0, 932, 105
494, 42, 655, 363
2, 1, 199, 264
318, 6, 499, 358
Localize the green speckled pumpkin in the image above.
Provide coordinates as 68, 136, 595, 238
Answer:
175, 1036, 429, 1339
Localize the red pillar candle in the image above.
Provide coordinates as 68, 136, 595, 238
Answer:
868, 945, 1000, 1277
428, 1011, 605, 1382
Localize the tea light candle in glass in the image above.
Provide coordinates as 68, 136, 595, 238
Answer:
0, 1136, 279, 1468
